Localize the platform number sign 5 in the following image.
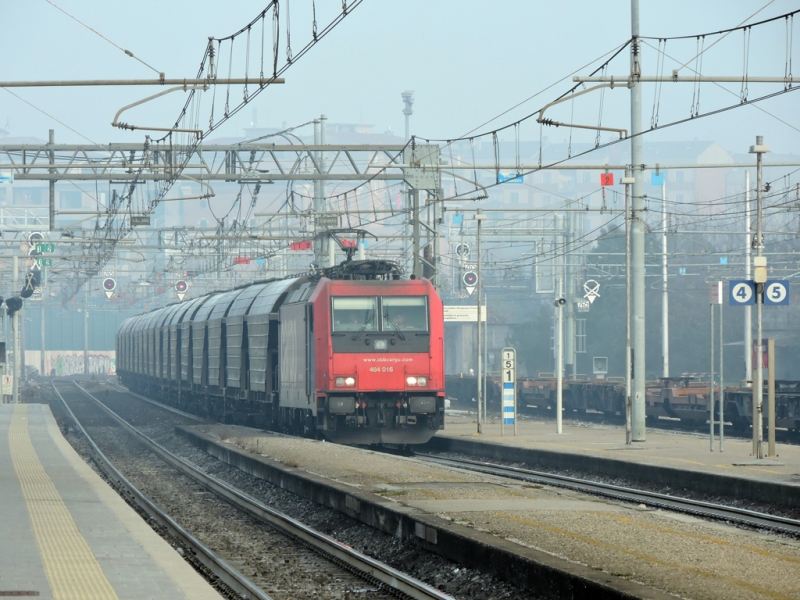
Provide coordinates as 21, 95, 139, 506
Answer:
764, 281, 790, 306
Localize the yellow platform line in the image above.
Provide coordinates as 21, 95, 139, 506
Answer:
9, 404, 119, 600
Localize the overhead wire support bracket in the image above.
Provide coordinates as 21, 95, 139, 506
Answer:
537, 84, 629, 139
112, 86, 211, 138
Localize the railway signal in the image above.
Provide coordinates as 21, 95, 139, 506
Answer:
462, 269, 477, 296
175, 280, 188, 301
103, 277, 116, 299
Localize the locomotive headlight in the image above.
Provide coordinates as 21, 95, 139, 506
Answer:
416, 376, 428, 387
344, 377, 356, 387
335, 377, 346, 387
406, 376, 417, 386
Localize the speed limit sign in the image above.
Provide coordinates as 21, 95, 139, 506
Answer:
501, 347, 517, 435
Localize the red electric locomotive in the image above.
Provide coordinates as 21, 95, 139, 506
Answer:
117, 260, 446, 447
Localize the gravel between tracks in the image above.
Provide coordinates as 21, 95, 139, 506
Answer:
48, 382, 541, 600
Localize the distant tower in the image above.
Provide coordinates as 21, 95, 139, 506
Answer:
401, 91, 414, 141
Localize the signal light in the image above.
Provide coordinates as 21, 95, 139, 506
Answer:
462, 271, 478, 287
103, 277, 116, 292
175, 280, 188, 293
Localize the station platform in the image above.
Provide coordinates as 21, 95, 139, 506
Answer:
0, 403, 222, 600
433, 413, 800, 507
178, 422, 800, 600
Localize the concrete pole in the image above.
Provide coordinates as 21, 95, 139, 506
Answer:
661, 179, 669, 378
313, 118, 323, 266
475, 209, 485, 434
625, 172, 633, 445
12, 256, 19, 404
328, 237, 336, 268
40, 285, 46, 377
767, 338, 775, 456
84, 288, 89, 376
483, 292, 488, 424
710, 301, 715, 451
565, 211, 575, 377
630, 0, 647, 441
49, 129, 55, 231
744, 172, 752, 384
755, 138, 764, 459
720, 298, 724, 451
556, 278, 564, 434
412, 189, 421, 278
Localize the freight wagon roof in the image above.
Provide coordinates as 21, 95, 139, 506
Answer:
167, 296, 207, 326
192, 293, 229, 322
248, 278, 302, 315
226, 282, 272, 317
208, 288, 246, 321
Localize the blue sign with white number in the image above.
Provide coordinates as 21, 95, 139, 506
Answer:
764, 280, 790, 306
651, 173, 664, 185
729, 280, 756, 305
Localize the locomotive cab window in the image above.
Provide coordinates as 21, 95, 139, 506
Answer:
381, 297, 428, 332
332, 297, 377, 332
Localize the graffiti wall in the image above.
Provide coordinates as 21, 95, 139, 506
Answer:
25, 351, 116, 377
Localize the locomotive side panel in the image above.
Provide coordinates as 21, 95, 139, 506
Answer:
279, 302, 311, 410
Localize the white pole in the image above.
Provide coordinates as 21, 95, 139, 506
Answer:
720, 298, 724, 452
476, 210, 485, 434
630, 0, 647, 442
483, 292, 488, 425
662, 179, 669, 377
557, 278, 564, 434
710, 300, 715, 451
12, 255, 19, 404
744, 172, 752, 385
753, 136, 768, 459
624, 171, 633, 445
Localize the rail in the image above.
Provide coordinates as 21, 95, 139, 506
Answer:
70, 381, 454, 600
51, 381, 273, 600
416, 453, 800, 537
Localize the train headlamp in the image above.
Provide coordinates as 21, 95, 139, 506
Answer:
406, 376, 427, 387
336, 376, 356, 387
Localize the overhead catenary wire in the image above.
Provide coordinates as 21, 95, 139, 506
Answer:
42, 0, 164, 77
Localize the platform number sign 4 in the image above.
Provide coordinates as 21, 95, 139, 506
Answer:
729, 280, 755, 306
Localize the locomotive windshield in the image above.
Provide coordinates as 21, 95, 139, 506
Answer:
332, 297, 377, 332
331, 296, 428, 333
381, 297, 428, 332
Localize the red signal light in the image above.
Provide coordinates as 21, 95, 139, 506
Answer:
102, 277, 116, 292
175, 280, 188, 293
462, 271, 478, 287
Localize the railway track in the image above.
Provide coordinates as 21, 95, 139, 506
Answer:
416, 453, 800, 538
53, 380, 454, 600
453, 401, 800, 446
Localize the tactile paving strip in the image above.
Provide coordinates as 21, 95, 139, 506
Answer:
9, 404, 118, 600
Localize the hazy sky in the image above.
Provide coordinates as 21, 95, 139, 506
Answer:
3, 1, 799, 156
